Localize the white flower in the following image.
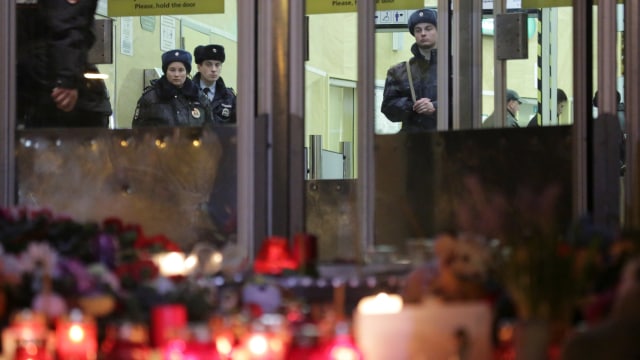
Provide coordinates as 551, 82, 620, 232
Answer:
18, 242, 59, 276
88, 263, 121, 292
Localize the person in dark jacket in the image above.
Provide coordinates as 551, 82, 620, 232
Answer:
381, 8, 438, 132
193, 44, 237, 124
527, 88, 568, 127
132, 49, 209, 127
482, 89, 522, 128
17, 0, 112, 128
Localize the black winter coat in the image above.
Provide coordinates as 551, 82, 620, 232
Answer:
381, 44, 438, 132
193, 73, 237, 124
17, 0, 112, 127
132, 76, 210, 127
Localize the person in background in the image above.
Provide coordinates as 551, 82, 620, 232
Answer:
527, 88, 568, 127
193, 44, 237, 124
132, 49, 209, 127
381, 8, 438, 132
592, 90, 626, 175
482, 89, 522, 128
16, 0, 112, 128
592, 90, 625, 133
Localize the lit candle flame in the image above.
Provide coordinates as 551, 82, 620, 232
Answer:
215, 336, 233, 356
68, 324, 85, 343
330, 346, 360, 360
357, 292, 403, 315
247, 334, 268, 356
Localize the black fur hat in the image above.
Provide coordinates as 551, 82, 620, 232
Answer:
408, 8, 437, 35
194, 44, 226, 64
162, 49, 192, 74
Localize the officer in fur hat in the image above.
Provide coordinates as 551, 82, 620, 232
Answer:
132, 49, 210, 127
381, 8, 438, 132
193, 44, 237, 124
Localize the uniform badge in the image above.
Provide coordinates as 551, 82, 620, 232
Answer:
221, 108, 230, 118
192, 108, 201, 118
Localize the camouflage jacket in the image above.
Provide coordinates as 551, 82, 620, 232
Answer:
381, 43, 438, 132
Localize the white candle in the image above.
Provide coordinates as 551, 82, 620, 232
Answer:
356, 292, 403, 315
355, 293, 409, 360
355, 301, 493, 360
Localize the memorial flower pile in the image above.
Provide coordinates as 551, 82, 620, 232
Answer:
0, 207, 215, 323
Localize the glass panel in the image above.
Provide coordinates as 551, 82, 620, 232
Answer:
16, 0, 237, 129
14, 0, 239, 251
481, 7, 574, 129
305, 12, 358, 180
372, 2, 586, 260
304, 7, 361, 261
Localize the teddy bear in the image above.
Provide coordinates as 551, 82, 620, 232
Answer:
403, 232, 491, 303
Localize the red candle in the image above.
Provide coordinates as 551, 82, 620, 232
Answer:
253, 236, 298, 275
184, 340, 219, 360
101, 322, 150, 360
9, 310, 50, 360
55, 309, 97, 360
151, 304, 187, 348
14, 342, 50, 360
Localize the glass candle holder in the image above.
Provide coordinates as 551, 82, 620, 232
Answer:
151, 304, 187, 348
55, 309, 97, 360
101, 321, 150, 360
4, 310, 50, 360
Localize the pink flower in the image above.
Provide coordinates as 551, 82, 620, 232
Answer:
18, 242, 58, 276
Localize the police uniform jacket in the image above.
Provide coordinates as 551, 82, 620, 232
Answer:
381, 43, 438, 132
132, 76, 210, 127
193, 73, 237, 124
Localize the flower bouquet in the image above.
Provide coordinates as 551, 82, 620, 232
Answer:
0, 207, 217, 326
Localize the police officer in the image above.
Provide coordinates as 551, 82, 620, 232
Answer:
381, 8, 438, 132
132, 49, 209, 127
193, 44, 237, 124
